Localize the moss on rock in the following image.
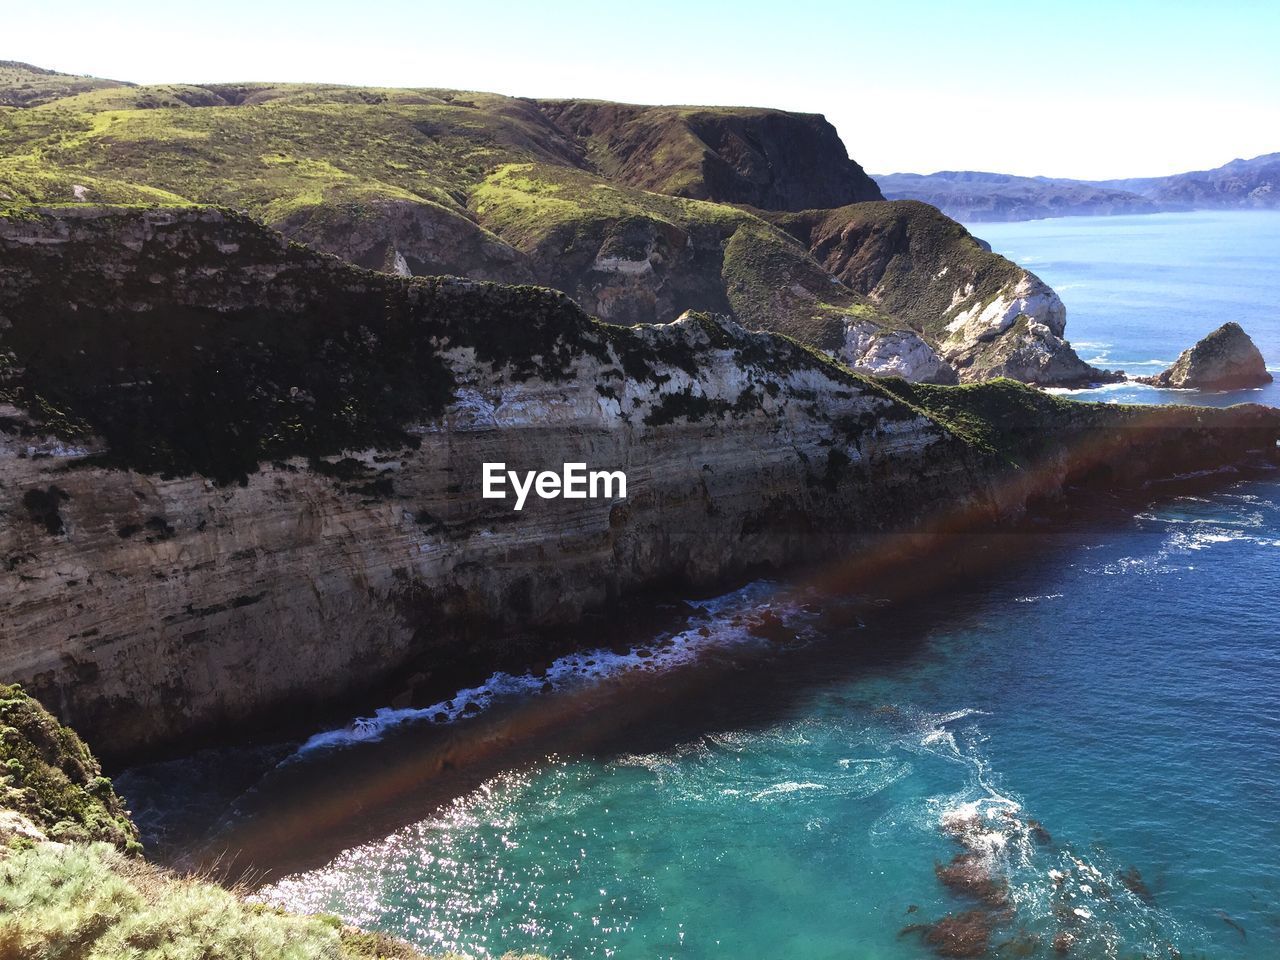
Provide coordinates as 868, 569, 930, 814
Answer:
0, 683, 140, 852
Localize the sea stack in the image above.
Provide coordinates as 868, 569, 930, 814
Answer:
1138, 322, 1273, 390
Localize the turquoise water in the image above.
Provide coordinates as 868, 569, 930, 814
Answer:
135, 213, 1280, 959
254, 488, 1280, 958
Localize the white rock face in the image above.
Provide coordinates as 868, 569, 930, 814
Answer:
591, 255, 654, 276
0, 302, 973, 756
944, 274, 1066, 342
838, 320, 956, 384
939, 273, 1102, 384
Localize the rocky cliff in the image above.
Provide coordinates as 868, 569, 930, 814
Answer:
1137, 322, 1274, 389
1, 207, 1277, 760
537, 101, 883, 210
778, 201, 1113, 385
0, 62, 1102, 387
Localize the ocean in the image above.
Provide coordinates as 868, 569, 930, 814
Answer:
973, 211, 1280, 407
119, 211, 1280, 960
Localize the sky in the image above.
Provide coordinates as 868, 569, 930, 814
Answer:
6, 0, 1280, 179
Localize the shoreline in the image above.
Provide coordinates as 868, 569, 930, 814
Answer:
123, 459, 1280, 885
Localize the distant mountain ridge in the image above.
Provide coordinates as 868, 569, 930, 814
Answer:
877, 153, 1280, 221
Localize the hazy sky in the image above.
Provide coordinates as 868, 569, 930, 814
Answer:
7, 0, 1279, 179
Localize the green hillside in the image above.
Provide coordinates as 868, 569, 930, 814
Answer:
0, 61, 1099, 385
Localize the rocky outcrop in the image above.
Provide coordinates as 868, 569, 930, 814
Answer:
3, 208, 1275, 761
274, 197, 535, 284
779, 201, 1116, 386
0, 682, 139, 851
838, 321, 957, 384
539, 101, 883, 210
1137, 322, 1273, 390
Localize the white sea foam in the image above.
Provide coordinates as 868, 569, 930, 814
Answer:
1043, 380, 1143, 397
1013, 593, 1064, 603
290, 581, 808, 759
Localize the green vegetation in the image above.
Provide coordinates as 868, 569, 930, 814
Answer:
1, 841, 352, 960
0, 836, 507, 959
0, 683, 139, 852
538, 100, 882, 209
779, 199, 1024, 343
877, 377, 1114, 464
0, 209, 463, 482
720, 222, 891, 348
0, 61, 1058, 384
0, 683, 544, 959
0, 61, 901, 346
0, 61, 126, 108
0, 203, 931, 480
471, 161, 747, 248
643, 388, 732, 426
0, 63, 1094, 481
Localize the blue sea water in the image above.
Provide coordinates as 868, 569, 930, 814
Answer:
141, 213, 1280, 960
971, 211, 1280, 407
253, 489, 1280, 959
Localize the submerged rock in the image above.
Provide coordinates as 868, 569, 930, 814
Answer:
902, 909, 1003, 958
936, 852, 1010, 907
1137, 322, 1272, 390
1118, 865, 1155, 905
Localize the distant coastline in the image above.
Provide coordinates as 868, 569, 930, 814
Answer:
875, 153, 1280, 222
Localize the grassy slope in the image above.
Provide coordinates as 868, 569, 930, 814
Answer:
0, 682, 538, 960
0, 66, 894, 340
0, 64, 1067, 372
778, 199, 1023, 343
538, 100, 883, 207
0, 683, 139, 851
0, 61, 127, 108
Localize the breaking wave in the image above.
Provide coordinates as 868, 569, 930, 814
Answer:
291, 581, 817, 759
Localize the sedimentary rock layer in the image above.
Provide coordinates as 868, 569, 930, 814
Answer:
1, 208, 1275, 760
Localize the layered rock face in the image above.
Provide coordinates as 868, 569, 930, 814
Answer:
3, 209, 1275, 760
1137, 322, 1273, 389
537, 101, 883, 210
0, 208, 972, 757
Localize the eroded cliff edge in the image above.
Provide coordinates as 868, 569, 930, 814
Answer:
0, 63, 1108, 387
1, 207, 1276, 760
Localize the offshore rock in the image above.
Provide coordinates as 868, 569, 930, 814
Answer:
1137, 322, 1272, 390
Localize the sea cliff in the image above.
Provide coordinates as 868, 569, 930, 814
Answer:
2, 207, 1276, 760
